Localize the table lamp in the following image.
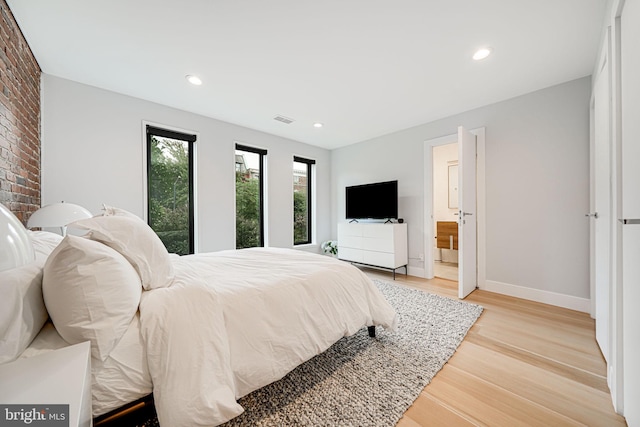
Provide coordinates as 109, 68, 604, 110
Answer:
27, 201, 93, 236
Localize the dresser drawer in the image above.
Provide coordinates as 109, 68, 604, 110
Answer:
339, 235, 362, 249
362, 224, 395, 239
338, 247, 363, 263
338, 223, 363, 237
363, 237, 394, 253
362, 251, 396, 269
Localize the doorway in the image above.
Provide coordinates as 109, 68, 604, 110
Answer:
423, 127, 486, 298
432, 142, 459, 281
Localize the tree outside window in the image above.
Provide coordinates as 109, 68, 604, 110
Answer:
236, 144, 266, 248
294, 157, 314, 245
147, 126, 195, 255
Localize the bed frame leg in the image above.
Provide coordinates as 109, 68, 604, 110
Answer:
368, 326, 376, 337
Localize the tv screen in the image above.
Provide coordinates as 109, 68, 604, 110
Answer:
346, 180, 398, 220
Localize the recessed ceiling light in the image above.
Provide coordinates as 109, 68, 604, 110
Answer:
472, 48, 492, 61
186, 75, 202, 85
313, 122, 323, 128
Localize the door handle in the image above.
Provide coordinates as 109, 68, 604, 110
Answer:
459, 211, 472, 225
586, 212, 599, 219
619, 218, 640, 224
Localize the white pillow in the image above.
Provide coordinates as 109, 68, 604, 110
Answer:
0, 231, 64, 364
101, 205, 139, 219
69, 207, 174, 290
30, 230, 63, 261
42, 235, 142, 361
0, 261, 48, 364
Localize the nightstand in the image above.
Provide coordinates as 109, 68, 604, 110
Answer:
0, 341, 92, 427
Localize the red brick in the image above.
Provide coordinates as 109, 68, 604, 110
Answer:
0, 0, 40, 220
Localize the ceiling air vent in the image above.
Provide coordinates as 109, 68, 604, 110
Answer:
274, 115, 294, 125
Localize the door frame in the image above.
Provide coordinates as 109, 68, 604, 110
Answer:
423, 127, 486, 293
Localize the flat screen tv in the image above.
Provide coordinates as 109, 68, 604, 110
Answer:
346, 180, 398, 220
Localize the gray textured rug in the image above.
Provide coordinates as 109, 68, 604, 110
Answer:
138, 280, 482, 427
220, 279, 484, 426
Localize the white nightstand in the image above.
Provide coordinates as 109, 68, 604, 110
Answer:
0, 341, 92, 426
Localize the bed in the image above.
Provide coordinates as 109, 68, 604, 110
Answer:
1, 206, 398, 426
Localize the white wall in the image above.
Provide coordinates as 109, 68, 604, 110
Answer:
41, 74, 332, 253
332, 77, 591, 301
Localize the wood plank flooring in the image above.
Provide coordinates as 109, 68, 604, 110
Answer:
362, 269, 627, 427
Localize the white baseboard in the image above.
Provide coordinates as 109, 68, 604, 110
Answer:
407, 266, 426, 278
482, 280, 591, 313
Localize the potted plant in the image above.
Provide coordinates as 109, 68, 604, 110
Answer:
321, 240, 338, 257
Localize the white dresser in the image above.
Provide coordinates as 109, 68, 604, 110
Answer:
338, 222, 408, 278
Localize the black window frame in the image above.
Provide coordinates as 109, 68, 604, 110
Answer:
146, 125, 196, 254
293, 156, 315, 245
235, 143, 267, 248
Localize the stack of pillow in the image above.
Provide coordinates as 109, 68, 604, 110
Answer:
0, 206, 175, 365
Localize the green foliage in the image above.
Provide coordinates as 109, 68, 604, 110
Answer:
150, 140, 311, 251
321, 240, 338, 255
293, 191, 308, 244
148, 137, 191, 255
236, 171, 260, 249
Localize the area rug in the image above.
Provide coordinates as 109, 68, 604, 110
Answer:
142, 279, 483, 427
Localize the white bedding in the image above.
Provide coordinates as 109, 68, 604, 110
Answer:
90, 313, 152, 416
140, 247, 397, 426
14, 242, 397, 426
20, 316, 152, 417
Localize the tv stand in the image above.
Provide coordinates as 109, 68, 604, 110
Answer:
337, 223, 408, 279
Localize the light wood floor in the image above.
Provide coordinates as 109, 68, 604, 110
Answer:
362, 268, 627, 427
433, 261, 458, 282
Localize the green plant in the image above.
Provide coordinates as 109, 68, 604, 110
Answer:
321, 240, 338, 256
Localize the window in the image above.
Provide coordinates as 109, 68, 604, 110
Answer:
146, 125, 195, 255
235, 144, 266, 248
293, 156, 314, 245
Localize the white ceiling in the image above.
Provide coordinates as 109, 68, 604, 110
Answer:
7, 0, 606, 150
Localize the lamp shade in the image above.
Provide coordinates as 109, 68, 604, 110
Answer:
27, 202, 92, 230
0, 203, 35, 272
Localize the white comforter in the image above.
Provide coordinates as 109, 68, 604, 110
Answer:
139, 247, 397, 426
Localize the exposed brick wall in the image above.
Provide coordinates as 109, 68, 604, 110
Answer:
0, 0, 41, 224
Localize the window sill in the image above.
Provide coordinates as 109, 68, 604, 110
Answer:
293, 243, 320, 252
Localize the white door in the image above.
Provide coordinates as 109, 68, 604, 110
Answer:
458, 126, 477, 298
592, 57, 611, 362
621, 1, 640, 419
